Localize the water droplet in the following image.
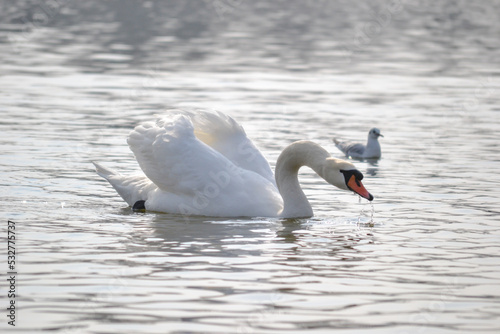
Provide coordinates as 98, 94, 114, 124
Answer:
357, 200, 366, 225
369, 202, 375, 224
357, 200, 375, 226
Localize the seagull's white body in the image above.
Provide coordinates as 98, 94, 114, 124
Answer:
94, 109, 373, 218
333, 128, 383, 159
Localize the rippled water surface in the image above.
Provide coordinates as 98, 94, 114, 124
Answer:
1, 1, 500, 333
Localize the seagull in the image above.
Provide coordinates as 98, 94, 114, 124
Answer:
333, 128, 383, 159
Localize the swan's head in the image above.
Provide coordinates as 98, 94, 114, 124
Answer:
323, 158, 374, 201
369, 128, 383, 139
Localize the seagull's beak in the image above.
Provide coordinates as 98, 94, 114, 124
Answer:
378, 133, 384, 138
347, 175, 374, 201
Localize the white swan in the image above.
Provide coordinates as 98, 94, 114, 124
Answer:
333, 128, 383, 159
93, 109, 373, 218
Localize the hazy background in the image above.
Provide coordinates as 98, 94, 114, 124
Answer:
1, 1, 500, 333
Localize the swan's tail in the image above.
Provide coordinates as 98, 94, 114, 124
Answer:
92, 161, 156, 206
92, 161, 119, 180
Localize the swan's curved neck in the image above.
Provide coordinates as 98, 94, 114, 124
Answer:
275, 141, 331, 218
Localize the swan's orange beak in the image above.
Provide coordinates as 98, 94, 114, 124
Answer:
347, 175, 374, 201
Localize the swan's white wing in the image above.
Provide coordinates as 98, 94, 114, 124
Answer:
164, 109, 275, 185
126, 114, 283, 216
128, 115, 218, 194
127, 115, 265, 194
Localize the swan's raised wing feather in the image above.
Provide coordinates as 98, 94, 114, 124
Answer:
127, 115, 241, 195
165, 109, 275, 185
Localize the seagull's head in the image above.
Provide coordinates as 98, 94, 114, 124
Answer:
369, 128, 383, 139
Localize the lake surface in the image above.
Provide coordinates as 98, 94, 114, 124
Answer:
1, 1, 500, 333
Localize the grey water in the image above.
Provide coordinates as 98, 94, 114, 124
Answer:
1, 1, 500, 333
